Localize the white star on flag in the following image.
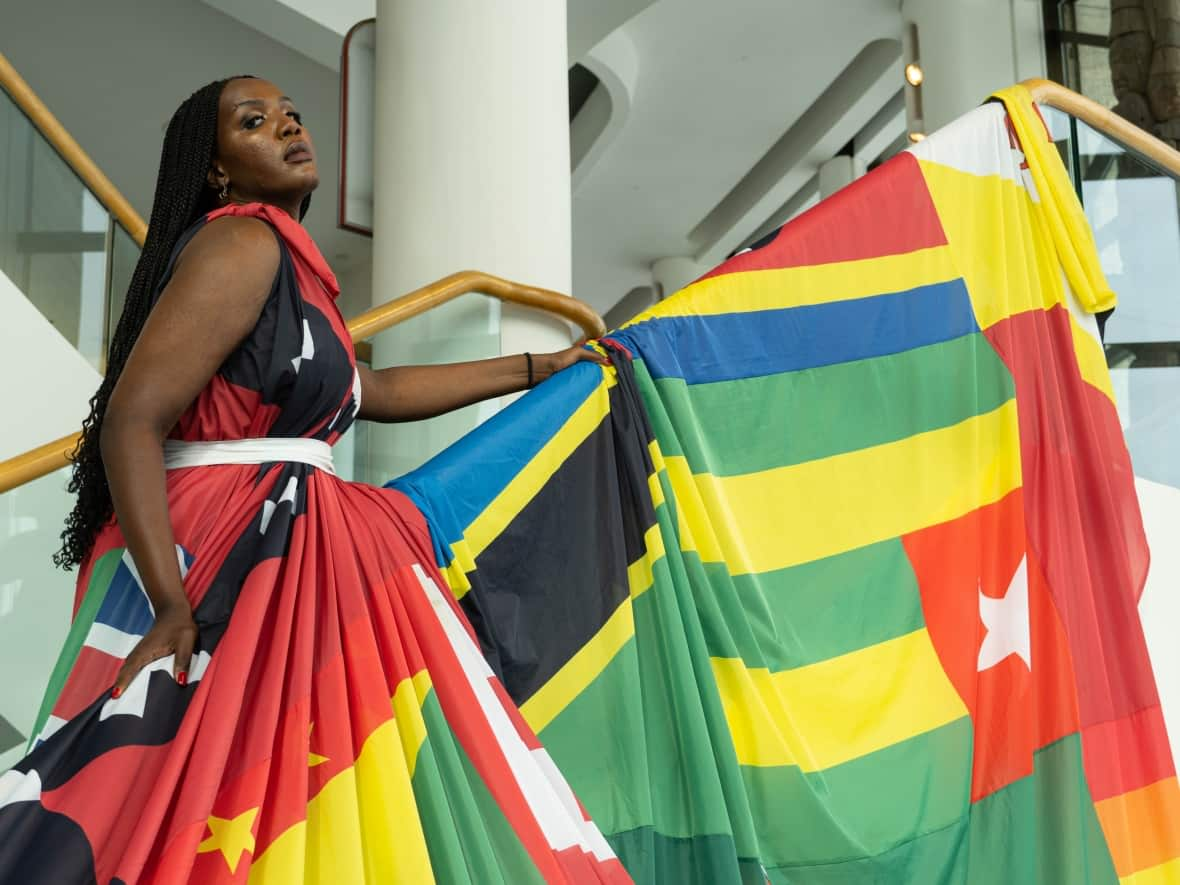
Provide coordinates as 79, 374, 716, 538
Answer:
977, 555, 1031, 672
259, 477, 299, 535
0, 769, 41, 810
291, 319, 315, 373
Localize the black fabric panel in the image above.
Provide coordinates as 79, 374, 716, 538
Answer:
272, 301, 355, 440
0, 802, 97, 885
460, 353, 658, 705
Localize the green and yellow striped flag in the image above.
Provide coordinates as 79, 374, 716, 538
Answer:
391, 88, 1178, 883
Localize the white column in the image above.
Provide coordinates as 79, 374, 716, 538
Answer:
651, 256, 707, 300
367, 0, 572, 477
901, 0, 1047, 133
818, 154, 865, 200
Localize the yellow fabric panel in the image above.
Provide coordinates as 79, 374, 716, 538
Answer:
521, 598, 636, 735
663, 400, 1022, 575
1120, 857, 1180, 885
711, 629, 969, 771
1070, 312, 1116, 404
992, 85, 1116, 313
441, 542, 474, 598
646, 440, 667, 508
917, 159, 1064, 331
626, 523, 666, 601
621, 245, 960, 327
393, 671, 434, 778
919, 148, 1119, 410
249, 678, 435, 884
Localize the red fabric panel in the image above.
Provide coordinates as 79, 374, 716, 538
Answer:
701, 152, 948, 282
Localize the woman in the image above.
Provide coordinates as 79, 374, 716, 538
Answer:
0, 76, 628, 884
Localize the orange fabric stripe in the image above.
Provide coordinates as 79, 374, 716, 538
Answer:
1096, 776, 1180, 876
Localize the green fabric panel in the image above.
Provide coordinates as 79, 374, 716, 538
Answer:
642, 332, 1016, 475
411, 690, 546, 885
965, 734, 1118, 885
536, 492, 763, 865
607, 826, 768, 885
697, 539, 925, 672
765, 818, 967, 884
744, 716, 973, 870
625, 516, 744, 841
757, 732, 1119, 884
534, 637, 651, 836
27, 546, 124, 749
636, 497, 766, 860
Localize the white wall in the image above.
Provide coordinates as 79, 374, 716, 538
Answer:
0, 0, 370, 286
0, 269, 91, 768
0, 268, 100, 462
902, 0, 1047, 131
1136, 478, 1180, 759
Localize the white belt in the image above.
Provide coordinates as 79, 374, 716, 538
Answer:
163, 438, 336, 475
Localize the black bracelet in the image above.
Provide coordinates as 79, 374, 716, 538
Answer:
524, 352, 534, 389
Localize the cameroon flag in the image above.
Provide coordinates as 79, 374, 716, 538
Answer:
393, 86, 1179, 882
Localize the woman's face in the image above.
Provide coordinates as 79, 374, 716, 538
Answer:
209, 78, 318, 216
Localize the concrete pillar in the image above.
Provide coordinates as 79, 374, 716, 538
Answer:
651, 256, 708, 300
367, 0, 572, 476
818, 154, 866, 199
901, 0, 1047, 133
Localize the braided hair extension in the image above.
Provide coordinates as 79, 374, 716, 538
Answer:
55, 76, 312, 570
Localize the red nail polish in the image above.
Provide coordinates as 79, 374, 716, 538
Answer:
177, 671, 188, 687
111, 686, 123, 699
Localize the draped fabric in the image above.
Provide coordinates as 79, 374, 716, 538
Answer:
392, 89, 1178, 883
0, 203, 628, 884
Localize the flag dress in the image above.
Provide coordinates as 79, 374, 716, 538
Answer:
0, 202, 630, 885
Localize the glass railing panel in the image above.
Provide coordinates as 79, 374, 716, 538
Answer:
1043, 105, 1180, 491
0, 85, 111, 371
349, 294, 502, 486
0, 468, 76, 772
1076, 120, 1180, 491
105, 221, 139, 347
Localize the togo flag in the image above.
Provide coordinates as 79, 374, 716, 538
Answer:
393, 85, 1178, 883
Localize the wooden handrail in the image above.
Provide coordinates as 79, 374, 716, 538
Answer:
0, 271, 605, 494
349, 270, 605, 341
0, 50, 148, 245
1022, 78, 1180, 177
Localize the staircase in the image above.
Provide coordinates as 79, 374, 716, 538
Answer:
0, 60, 1177, 775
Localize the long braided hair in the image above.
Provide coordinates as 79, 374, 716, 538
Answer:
55, 75, 310, 570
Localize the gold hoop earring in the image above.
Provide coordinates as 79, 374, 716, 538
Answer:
218, 182, 229, 202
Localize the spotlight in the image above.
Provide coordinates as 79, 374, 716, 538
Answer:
908, 131, 926, 143
905, 63, 924, 87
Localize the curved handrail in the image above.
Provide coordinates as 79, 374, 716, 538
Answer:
0, 270, 606, 494
0, 50, 148, 245
1021, 78, 1180, 177
349, 270, 605, 341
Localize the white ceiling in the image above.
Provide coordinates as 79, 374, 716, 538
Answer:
0, 0, 367, 289
572, 0, 905, 309
1, 0, 907, 318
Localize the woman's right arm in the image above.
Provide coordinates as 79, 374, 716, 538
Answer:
102, 216, 278, 697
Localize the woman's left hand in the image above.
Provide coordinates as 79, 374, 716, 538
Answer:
539, 342, 611, 380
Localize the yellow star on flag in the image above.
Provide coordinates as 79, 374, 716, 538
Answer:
197, 806, 259, 874
308, 722, 328, 767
